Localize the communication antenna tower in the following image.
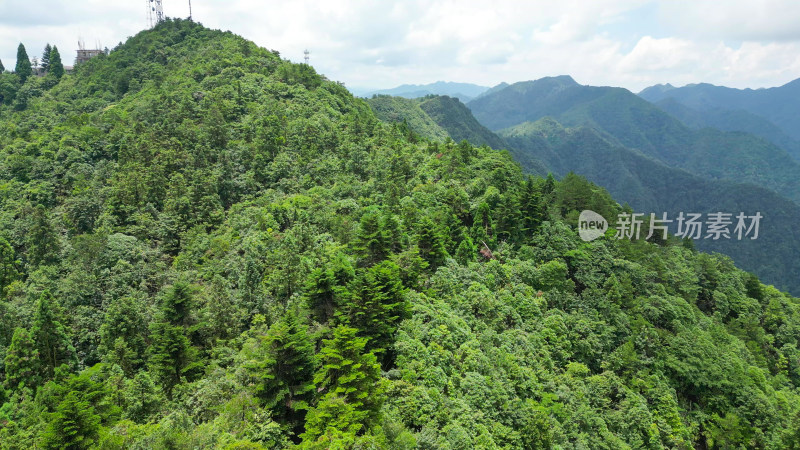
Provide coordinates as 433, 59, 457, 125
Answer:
188, 0, 193, 20
147, 0, 165, 28
304, 49, 310, 65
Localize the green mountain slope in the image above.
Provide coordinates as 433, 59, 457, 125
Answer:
417, 95, 509, 150
365, 94, 450, 141
501, 118, 800, 295
0, 20, 799, 449
468, 77, 800, 205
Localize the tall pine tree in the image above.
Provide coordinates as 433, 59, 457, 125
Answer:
32, 291, 75, 379
342, 261, 407, 365
148, 321, 194, 398
0, 236, 20, 296
99, 296, 148, 375
416, 217, 448, 269
41, 43, 52, 72
40, 391, 101, 449
353, 208, 390, 266
49, 46, 64, 79
15, 43, 32, 82
246, 310, 315, 436
3, 327, 41, 390
302, 326, 385, 444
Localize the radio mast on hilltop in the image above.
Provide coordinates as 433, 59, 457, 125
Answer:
147, 0, 165, 28
304, 49, 310, 65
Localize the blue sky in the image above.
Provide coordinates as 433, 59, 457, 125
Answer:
2, 1, 800, 92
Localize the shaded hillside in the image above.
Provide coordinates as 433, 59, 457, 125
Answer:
365, 94, 450, 141
418, 95, 508, 149
0, 20, 799, 450
652, 97, 800, 161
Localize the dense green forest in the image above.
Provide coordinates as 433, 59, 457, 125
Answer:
454, 77, 800, 296
1, 20, 800, 449
363, 86, 800, 295
497, 118, 800, 296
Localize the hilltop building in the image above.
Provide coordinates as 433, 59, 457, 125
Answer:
76, 48, 104, 65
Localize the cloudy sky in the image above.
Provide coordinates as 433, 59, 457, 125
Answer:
2, 0, 800, 93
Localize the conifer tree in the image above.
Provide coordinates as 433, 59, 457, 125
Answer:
123, 371, 161, 423
247, 310, 315, 434
3, 327, 41, 390
148, 321, 193, 398
49, 46, 64, 79
520, 176, 544, 234
302, 326, 385, 443
27, 204, 60, 266
41, 391, 101, 449
0, 58, 4, 72
32, 291, 75, 378
99, 297, 148, 374
495, 192, 521, 242
455, 235, 476, 265
304, 267, 338, 324
343, 261, 407, 362
161, 281, 194, 327
0, 236, 20, 295
15, 43, 32, 82
41, 43, 52, 71
470, 202, 496, 249
353, 208, 390, 266
416, 217, 448, 269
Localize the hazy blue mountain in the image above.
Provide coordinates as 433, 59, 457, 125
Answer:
358, 81, 489, 102
649, 97, 800, 161
467, 77, 800, 205
500, 118, 800, 294
638, 78, 800, 142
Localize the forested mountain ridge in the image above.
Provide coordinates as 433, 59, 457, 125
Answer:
366, 94, 513, 152
639, 78, 800, 144
364, 94, 450, 142
355, 81, 489, 103
0, 19, 800, 449
468, 77, 800, 205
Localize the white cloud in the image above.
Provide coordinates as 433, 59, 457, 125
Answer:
1, 1, 800, 92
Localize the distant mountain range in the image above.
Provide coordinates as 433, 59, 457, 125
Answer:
639, 79, 800, 160
468, 76, 800, 205
364, 75, 800, 295
354, 81, 491, 102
